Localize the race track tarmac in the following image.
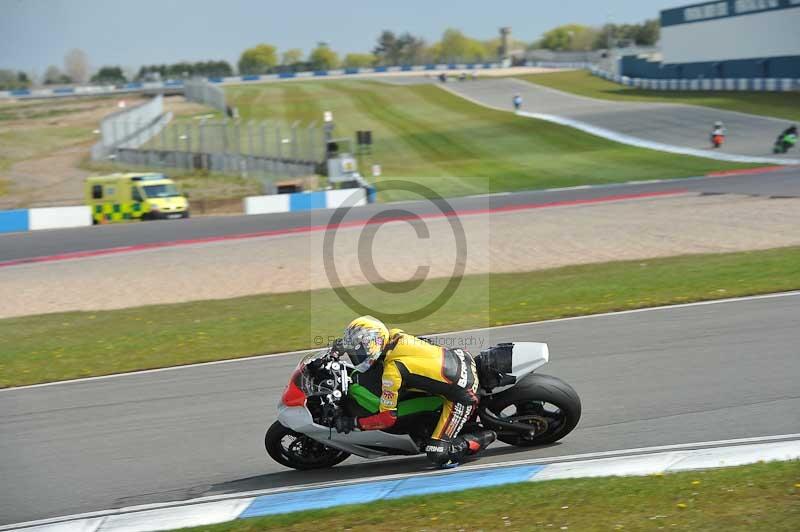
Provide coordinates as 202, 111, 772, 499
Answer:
1, 293, 798, 524
445, 77, 798, 161
1, 167, 799, 264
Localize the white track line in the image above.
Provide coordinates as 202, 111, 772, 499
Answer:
518, 110, 800, 165
3, 432, 798, 531
2, 290, 798, 393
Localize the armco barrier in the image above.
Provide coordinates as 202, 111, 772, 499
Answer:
590, 67, 800, 92
0, 206, 92, 234
244, 188, 367, 215
0, 63, 508, 100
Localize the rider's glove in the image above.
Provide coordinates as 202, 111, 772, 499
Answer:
334, 416, 357, 434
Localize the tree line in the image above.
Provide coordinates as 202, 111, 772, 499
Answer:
535, 20, 659, 51
0, 19, 659, 90
235, 29, 522, 75
235, 20, 657, 74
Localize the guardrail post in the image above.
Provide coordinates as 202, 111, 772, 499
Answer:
198, 119, 205, 168
291, 121, 299, 161
276, 125, 283, 160
260, 122, 267, 158
222, 119, 229, 172
159, 120, 166, 155
235, 121, 244, 176
307, 121, 317, 162
248, 120, 255, 157
184, 122, 192, 153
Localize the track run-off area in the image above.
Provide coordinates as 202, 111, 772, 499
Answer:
1, 292, 799, 524
2, 166, 799, 265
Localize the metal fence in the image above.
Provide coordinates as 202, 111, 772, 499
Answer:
184, 79, 227, 112
91, 95, 170, 160
104, 118, 326, 180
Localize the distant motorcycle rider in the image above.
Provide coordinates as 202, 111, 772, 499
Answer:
335, 315, 497, 468
710, 121, 726, 148
774, 124, 798, 154
513, 93, 522, 111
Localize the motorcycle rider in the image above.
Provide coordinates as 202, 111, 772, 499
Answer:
775, 124, 798, 153
513, 93, 522, 111
335, 315, 497, 468
710, 121, 726, 148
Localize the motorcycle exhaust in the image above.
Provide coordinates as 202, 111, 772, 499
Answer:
478, 405, 537, 436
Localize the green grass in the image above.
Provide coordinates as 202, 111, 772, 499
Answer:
0, 95, 120, 122
0, 125, 96, 164
225, 80, 756, 201
0, 106, 87, 122
184, 461, 800, 531
2, 246, 799, 388
0, 97, 124, 176
518, 70, 800, 122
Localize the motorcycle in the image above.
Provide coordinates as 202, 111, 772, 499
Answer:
711, 132, 725, 149
773, 133, 797, 154
265, 341, 581, 470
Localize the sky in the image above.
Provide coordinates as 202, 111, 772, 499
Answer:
1, 0, 680, 74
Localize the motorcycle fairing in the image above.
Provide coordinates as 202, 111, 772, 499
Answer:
278, 403, 420, 458
349, 383, 444, 416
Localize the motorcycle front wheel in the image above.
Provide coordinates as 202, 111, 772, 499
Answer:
265, 421, 351, 470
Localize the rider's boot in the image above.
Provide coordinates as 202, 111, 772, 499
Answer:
432, 430, 496, 469
459, 430, 497, 457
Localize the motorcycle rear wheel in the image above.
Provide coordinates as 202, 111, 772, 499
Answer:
485, 374, 581, 447
265, 421, 351, 470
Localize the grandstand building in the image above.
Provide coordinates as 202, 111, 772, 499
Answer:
621, 0, 800, 79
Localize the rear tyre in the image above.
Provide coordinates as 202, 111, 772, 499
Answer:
484, 374, 581, 447
265, 421, 350, 470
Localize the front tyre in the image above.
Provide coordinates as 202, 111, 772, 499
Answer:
485, 374, 581, 447
265, 421, 350, 470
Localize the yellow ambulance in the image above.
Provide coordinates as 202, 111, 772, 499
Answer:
85, 173, 189, 224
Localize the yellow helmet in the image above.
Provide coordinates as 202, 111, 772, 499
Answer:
342, 315, 389, 372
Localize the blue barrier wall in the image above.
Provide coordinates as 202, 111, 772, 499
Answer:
3, 63, 507, 101
621, 54, 800, 80
0, 209, 29, 234
289, 191, 327, 211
